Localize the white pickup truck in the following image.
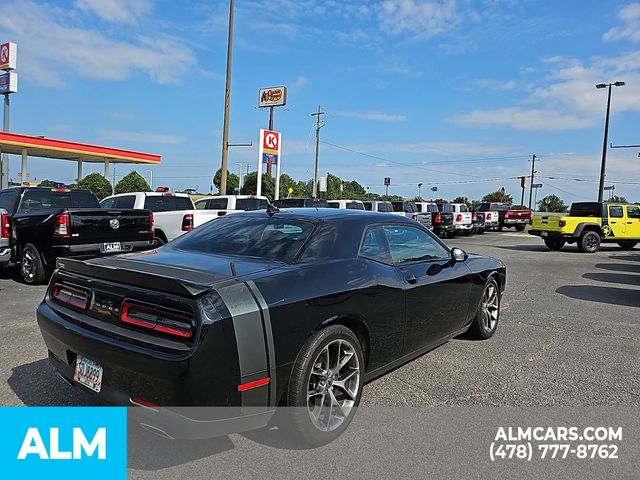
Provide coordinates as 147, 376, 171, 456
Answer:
194, 195, 269, 216
437, 202, 473, 235
100, 192, 218, 245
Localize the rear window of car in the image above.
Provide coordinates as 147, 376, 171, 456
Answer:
459, 205, 469, 212
363, 202, 373, 211
236, 198, 268, 211
144, 195, 193, 212
346, 202, 364, 210
570, 202, 602, 217
170, 216, 315, 262
274, 199, 303, 208
0, 189, 19, 213
391, 202, 403, 212
403, 202, 418, 213
378, 202, 393, 212
114, 195, 136, 209
19, 189, 99, 211
437, 203, 454, 213
328, 202, 339, 208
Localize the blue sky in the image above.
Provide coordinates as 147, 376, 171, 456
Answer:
2, 0, 640, 202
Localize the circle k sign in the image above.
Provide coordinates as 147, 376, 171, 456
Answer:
263, 130, 280, 152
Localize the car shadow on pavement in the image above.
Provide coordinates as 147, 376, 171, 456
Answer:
583, 272, 640, 286
608, 254, 640, 262
556, 285, 640, 308
7, 359, 101, 406
595, 262, 640, 273
127, 421, 235, 471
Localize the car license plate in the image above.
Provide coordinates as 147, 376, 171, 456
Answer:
74, 355, 103, 393
102, 242, 122, 253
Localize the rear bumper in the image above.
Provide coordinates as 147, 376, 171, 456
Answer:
504, 218, 529, 225
433, 224, 454, 234
454, 223, 472, 231
49, 240, 155, 263
528, 230, 573, 239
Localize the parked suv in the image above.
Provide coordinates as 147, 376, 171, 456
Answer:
327, 200, 365, 210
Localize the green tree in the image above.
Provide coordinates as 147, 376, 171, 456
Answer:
114, 171, 151, 194
482, 190, 513, 203
468, 199, 481, 210
433, 198, 448, 204
213, 168, 240, 195
537, 194, 569, 213
608, 195, 628, 203
75, 173, 113, 201
241, 171, 275, 200
278, 173, 297, 199
38, 179, 59, 187
452, 196, 470, 205
381, 194, 404, 201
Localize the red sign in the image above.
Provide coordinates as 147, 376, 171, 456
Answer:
0, 42, 17, 70
262, 130, 280, 152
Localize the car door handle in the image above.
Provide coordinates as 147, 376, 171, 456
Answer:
405, 275, 418, 284
628, 222, 633, 224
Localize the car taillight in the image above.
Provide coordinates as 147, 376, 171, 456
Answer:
181, 213, 194, 231
472, 212, 477, 221
412, 213, 418, 221
51, 283, 88, 310
434, 214, 442, 223
1, 213, 9, 238
149, 212, 154, 235
456, 214, 462, 222
120, 301, 193, 339
53, 213, 70, 238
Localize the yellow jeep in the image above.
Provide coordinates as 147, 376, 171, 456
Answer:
529, 202, 640, 253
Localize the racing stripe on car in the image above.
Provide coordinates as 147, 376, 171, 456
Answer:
245, 280, 277, 407
215, 282, 270, 407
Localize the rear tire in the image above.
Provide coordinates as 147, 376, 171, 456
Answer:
497, 224, 504, 232
617, 241, 638, 250
21, 244, 47, 285
543, 238, 565, 251
515, 225, 526, 232
286, 325, 364, 446
577, 231, 601, 253
467, 277, 500, 340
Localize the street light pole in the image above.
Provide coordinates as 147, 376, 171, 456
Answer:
219, 0, 235, 196
596, 81, 625, 202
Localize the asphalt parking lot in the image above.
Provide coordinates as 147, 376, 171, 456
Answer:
1, 230, 638, 409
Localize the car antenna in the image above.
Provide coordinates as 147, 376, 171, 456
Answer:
266, 202, 280, 217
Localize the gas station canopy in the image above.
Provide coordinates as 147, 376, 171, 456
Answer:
0, 131, 161, 186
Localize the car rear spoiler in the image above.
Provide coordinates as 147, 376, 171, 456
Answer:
55, 258, 213, 298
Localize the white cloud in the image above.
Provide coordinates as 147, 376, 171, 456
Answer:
378, 0, 462, 39
97, 129, 185, 145
452, 46, 640, 131
0, 1, 198, 87
603, 2, 640, 43
75, 0, 152, 25
334, 111, 408, 123
291, 75, 309, 89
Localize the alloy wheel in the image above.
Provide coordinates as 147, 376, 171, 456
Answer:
481, 283, 499, 331
307, 339, 360, 432
22, 250, 36, 281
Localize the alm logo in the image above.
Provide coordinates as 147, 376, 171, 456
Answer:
17, 427, 106, 460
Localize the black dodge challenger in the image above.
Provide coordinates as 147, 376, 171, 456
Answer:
37, 208, 505, 444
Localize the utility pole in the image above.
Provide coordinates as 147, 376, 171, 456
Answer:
528, 154, 536, 210
219, 0, 234, 196
311, 105, 326, 198
520, 176, 526, 208
1, 94, 9, 189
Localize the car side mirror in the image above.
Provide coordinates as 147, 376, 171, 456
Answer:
451, 248, 467, 262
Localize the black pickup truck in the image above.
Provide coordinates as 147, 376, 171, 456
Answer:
0, 187, 155, 284
414, 202, 455, 238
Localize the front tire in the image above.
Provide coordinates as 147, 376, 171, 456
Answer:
21, 244, 47, 285
467, 277, 500, 340
286, 325, 364, 446
577, 231, 601, 253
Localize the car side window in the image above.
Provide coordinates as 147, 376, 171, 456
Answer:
359, 226, 392, 264
363, 202, 373, 211
627, 205, 640, 218
609, 206, 624, 218
383, 225, 450, 264
0, 190, 19, 213
195, 200, 207, 210
207, 198, 228, 210
101, 198, 115, 209
115, 195, 136, 209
